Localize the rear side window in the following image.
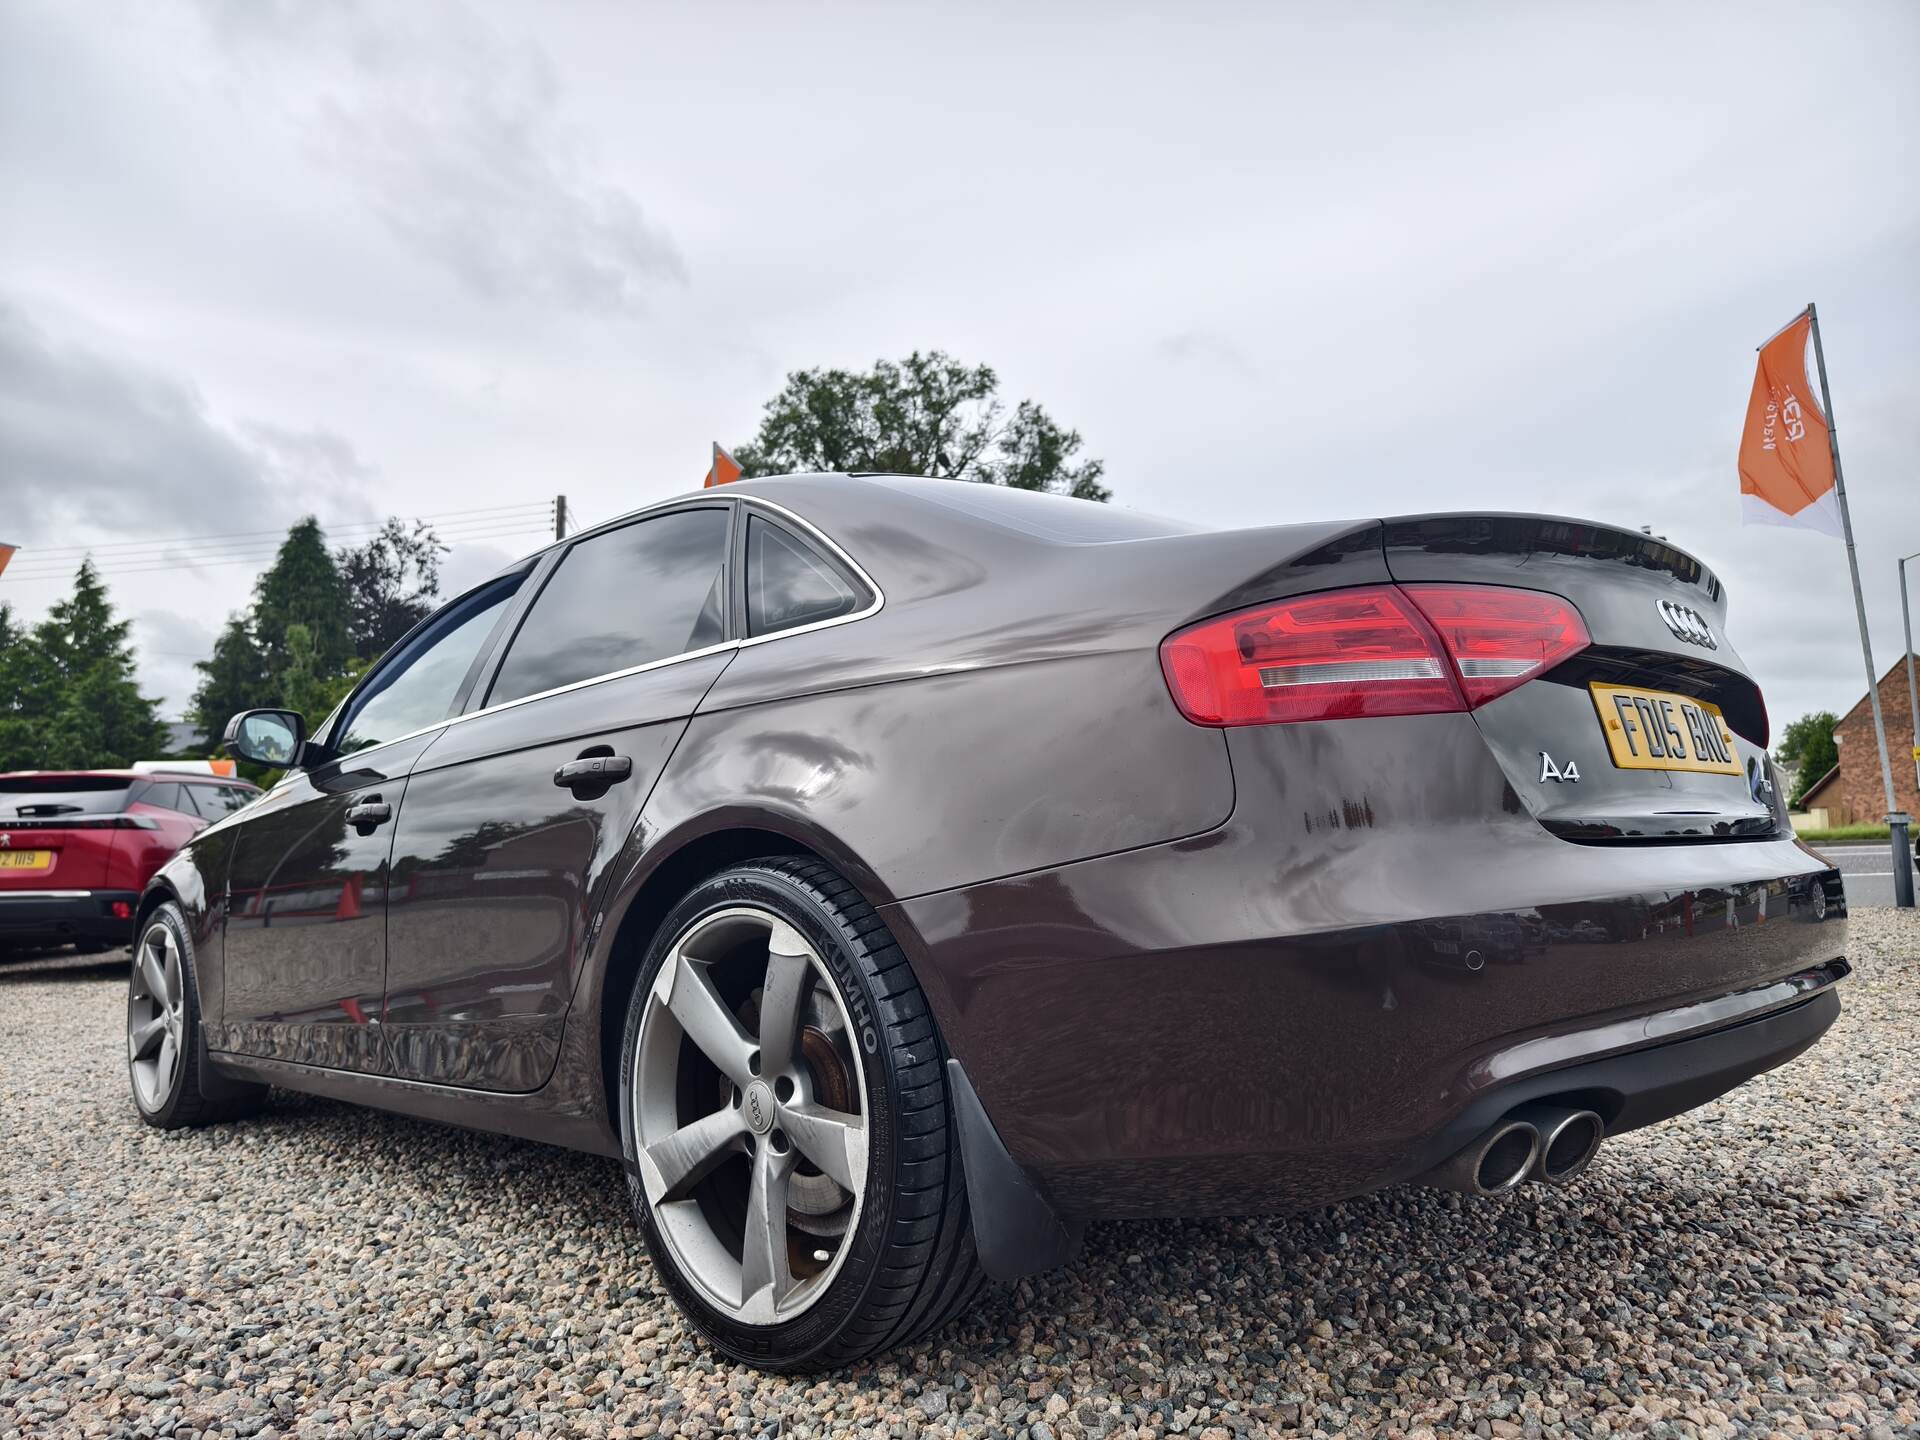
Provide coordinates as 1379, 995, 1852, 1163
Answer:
489, 508, 729, 706
137, 782, 187, 814
0, 777, 132, 817
747, 515, 864, 636
861, 475, 1207, 542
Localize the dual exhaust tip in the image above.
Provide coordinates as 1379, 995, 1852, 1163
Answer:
1421, 1104, 1605, 1197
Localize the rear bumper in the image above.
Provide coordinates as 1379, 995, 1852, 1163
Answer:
946, 975, 1841, 1274
887, 713, 1850, 1223
0, 890, 139, 947
1392, 962, 1844, 1183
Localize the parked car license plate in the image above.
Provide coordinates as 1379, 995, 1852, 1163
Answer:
0, 849, 53, 870
1589, 682, 1742, 775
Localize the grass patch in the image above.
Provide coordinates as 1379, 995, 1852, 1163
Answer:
1795, 823, 1893, 842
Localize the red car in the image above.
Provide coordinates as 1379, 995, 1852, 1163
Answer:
0, 769, 261, 957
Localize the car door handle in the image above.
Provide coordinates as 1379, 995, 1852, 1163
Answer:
346, 798, 392, 833
553, 754, 634, 792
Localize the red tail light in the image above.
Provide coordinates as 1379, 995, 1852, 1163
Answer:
1398, 584, 1592, 707
1160, 583, 1589, 727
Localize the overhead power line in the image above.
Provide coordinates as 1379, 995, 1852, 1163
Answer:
2, 520, 553, 576
4, 537, 547, 583
1, 519, 554, 585
13, 501, 554, 561
3, 513, 557, 573
3, 526, 552, 579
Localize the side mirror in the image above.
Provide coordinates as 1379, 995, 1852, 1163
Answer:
223, 709, 306, 769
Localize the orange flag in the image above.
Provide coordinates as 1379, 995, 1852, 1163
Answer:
1737, 310, 1839, 536
703, 442, 743, 489
0, 543, 14, 578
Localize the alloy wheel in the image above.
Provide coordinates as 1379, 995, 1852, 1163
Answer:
631, 906, 870, 1327
128, 919, 186, 1112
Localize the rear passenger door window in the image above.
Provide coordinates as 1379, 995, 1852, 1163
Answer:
487, 507, 729, 706
746, 514, 865, 636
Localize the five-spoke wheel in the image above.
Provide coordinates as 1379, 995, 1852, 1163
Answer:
125, 902, 266, 1129
128, 915, 187, 1112
620, 858, 985, 1369
631, 905, 870, 1326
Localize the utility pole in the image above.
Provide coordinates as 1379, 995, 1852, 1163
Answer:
555, 495, 568, 542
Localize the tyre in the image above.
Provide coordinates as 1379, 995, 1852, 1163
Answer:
619, 857, 985, 1369
128, 903, 267, 1129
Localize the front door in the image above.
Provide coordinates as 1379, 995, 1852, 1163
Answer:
218, 737, 433, 1071
382, 503, 735, 1091
216, 574, 526, 1071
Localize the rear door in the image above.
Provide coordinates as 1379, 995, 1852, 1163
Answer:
220, 575, 524, 1072
382, 502, 735, 1091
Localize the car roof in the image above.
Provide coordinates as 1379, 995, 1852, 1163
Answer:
503, 473, 1199, 566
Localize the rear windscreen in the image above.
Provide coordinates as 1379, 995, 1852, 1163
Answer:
0, 777, 134, 817
860, 476, 1209, 543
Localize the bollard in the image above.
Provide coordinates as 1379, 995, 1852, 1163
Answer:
1891, 812, 1915, 909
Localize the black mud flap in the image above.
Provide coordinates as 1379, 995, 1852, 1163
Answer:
947, 1059, 1085, 1280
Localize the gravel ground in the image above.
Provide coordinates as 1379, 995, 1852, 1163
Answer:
3, 913, 1916, 1440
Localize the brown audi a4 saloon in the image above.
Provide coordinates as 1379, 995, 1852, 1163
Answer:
131, 474, 1846, 1369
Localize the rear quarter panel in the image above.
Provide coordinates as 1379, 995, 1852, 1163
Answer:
659, 645, 1234, 901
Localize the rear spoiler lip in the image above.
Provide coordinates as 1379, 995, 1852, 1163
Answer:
1378, 512, 1721, 604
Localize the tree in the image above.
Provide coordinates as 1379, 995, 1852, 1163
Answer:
336, 518, 447, 662
0, 561, 166, 770
1775, 710, 1840, 809
252, 517, 352, 693
189, 614, 271, 752
0, 603, 46, 770
734, 350, 1110, 500
278, 623, 367, 731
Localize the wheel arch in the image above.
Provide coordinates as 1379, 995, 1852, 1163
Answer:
133, 879, 179, 934
590, 811, 903, 1131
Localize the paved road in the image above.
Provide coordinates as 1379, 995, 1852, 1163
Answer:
1807, 841, 1919, 909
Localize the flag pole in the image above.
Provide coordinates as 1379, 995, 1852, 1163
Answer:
1807, 302, 1913, 907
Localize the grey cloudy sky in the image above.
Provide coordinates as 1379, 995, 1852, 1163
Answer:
2, 1, 1916, 740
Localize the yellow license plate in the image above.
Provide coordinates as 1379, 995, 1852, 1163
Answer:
1590, 683, 1742, 775
0, 849, 53, 870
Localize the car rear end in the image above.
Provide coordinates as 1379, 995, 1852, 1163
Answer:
894, 510, 1846, 1227
0, 773, 161, 954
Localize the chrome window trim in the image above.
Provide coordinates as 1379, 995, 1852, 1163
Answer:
323, 565, 534, 757
734, 495, 884, 648
264, 491, 884, 791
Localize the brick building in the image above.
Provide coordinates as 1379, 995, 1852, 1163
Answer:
1797, 654, 1920, 825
